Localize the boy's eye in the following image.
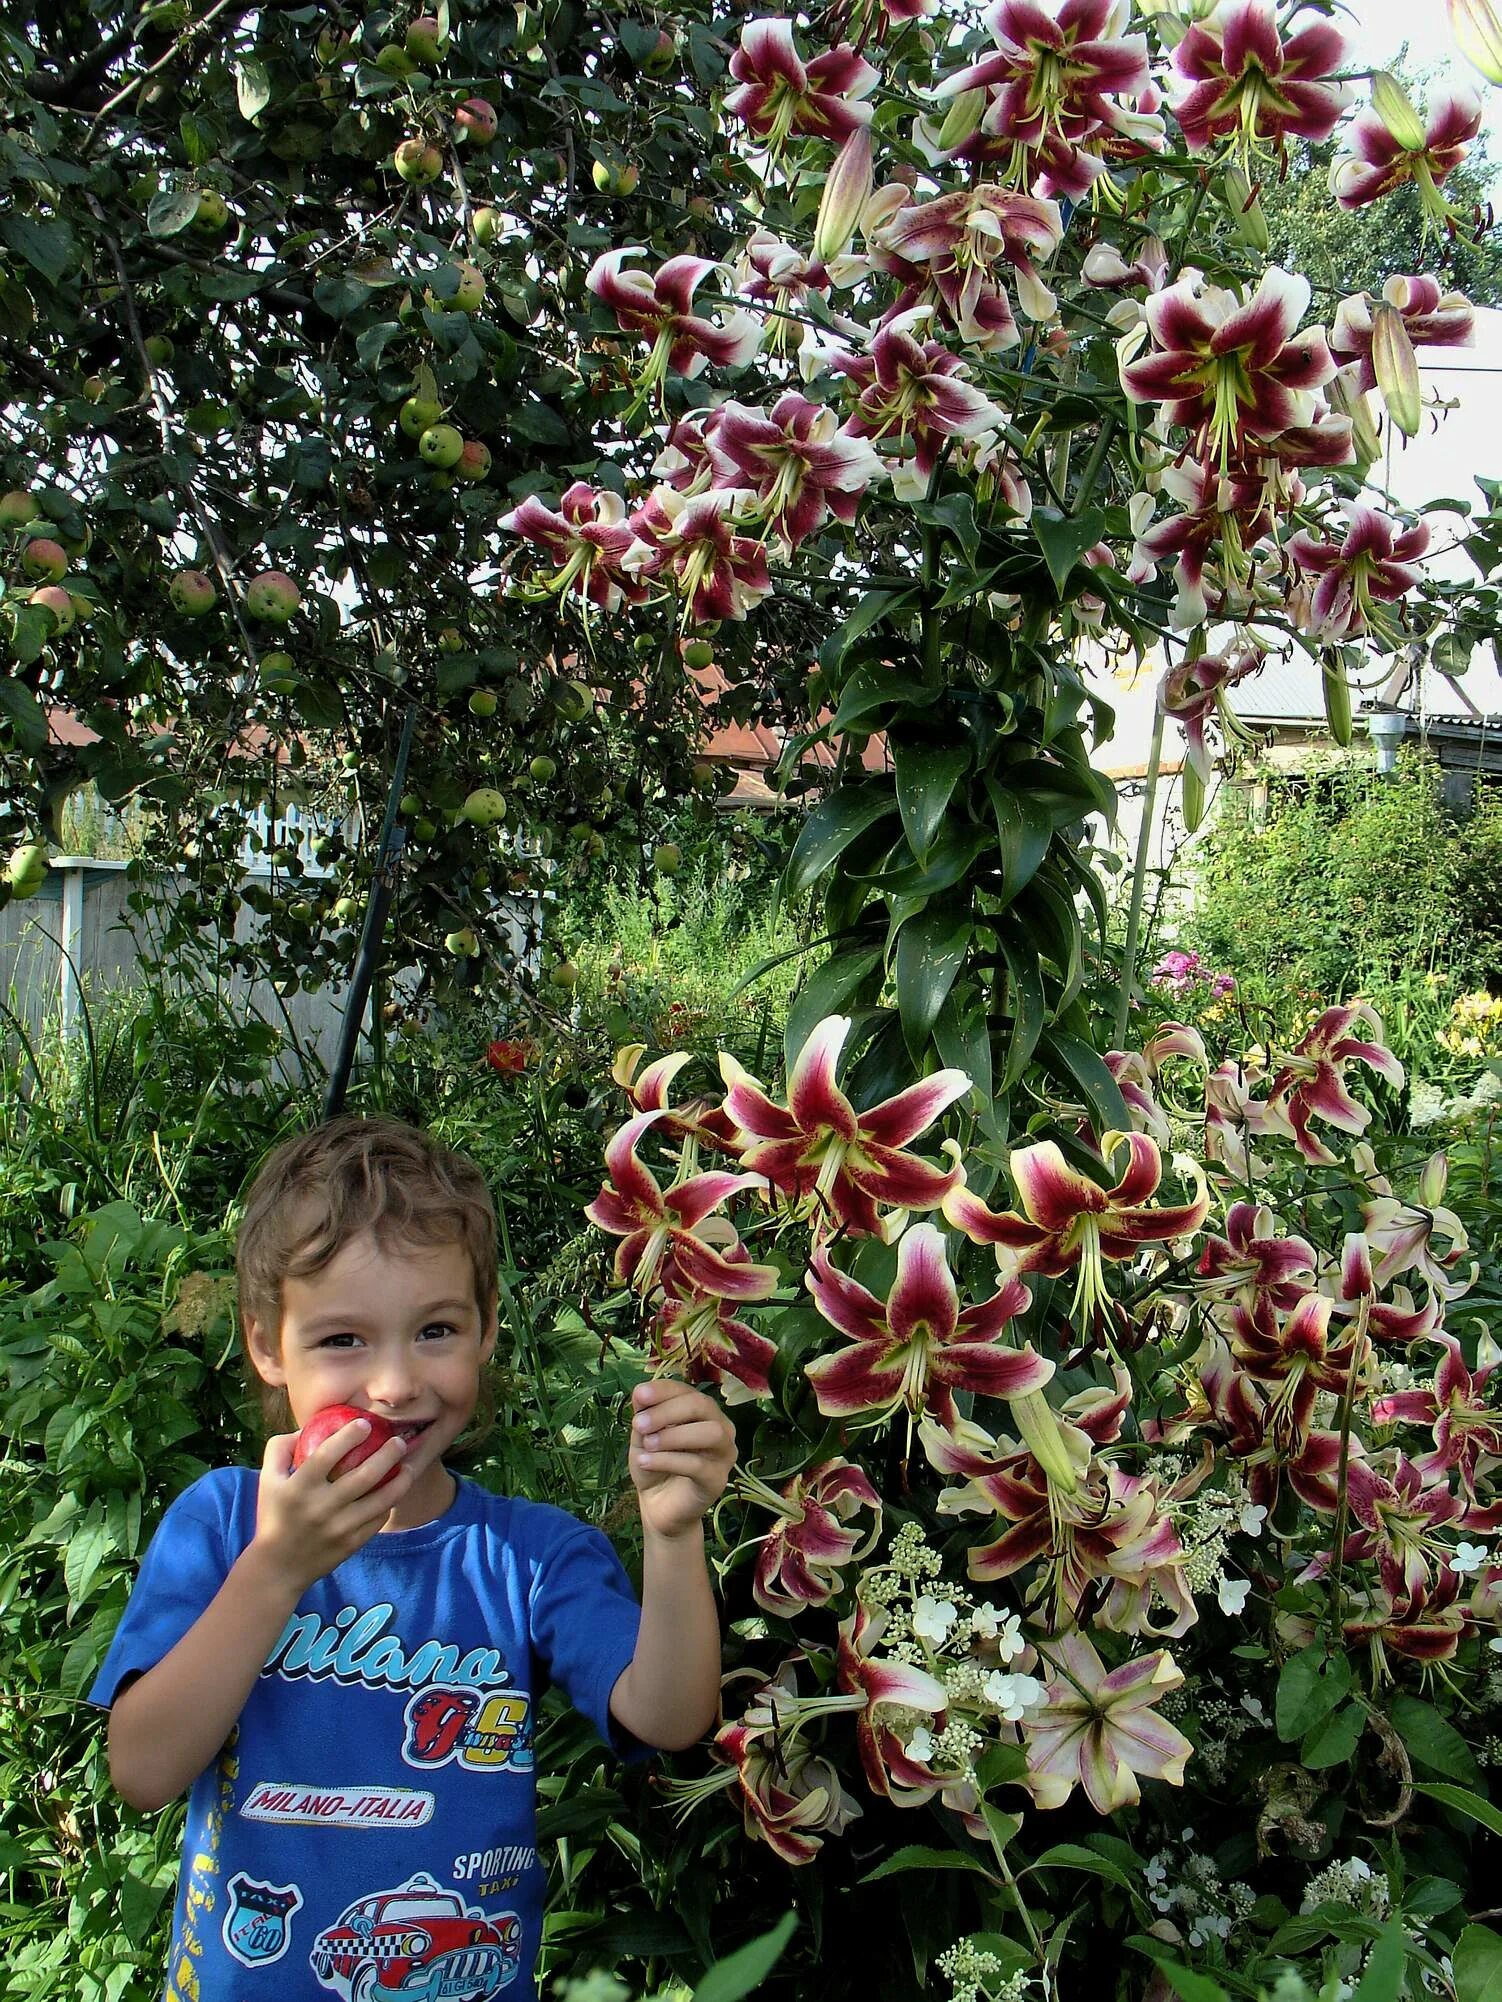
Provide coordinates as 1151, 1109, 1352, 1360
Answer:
420, 1323, 457, 1341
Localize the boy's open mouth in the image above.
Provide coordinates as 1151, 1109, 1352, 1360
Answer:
393, 1421, 433, 1442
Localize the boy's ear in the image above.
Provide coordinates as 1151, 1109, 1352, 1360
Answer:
244, 1315, 288, 1387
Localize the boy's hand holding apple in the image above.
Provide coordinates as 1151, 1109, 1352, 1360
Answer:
252, 1407, 415, 1593
627, 1380, 736, 1540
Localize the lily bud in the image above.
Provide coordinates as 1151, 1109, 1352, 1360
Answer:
1368, 70, 1428, 152
814, 129, 874, 265
935, 85, 987, 153
1327, 367, 1382, 471
1010, 1389, 1079, 1498
1223, 166, 1269, 252
1323, 659, 1353, 746
1449, 0, 1502, 85
1182, 760, 1206, 833
1371, 301, 1422, 438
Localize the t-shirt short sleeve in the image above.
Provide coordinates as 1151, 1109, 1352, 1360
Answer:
526, 1519, 648, 1762
86, 1472, 234, 1711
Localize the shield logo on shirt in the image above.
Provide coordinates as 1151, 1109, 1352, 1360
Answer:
223, 1871, 303, 1967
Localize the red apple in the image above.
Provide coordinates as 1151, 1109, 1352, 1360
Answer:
291, 1404, 403, 1487
454, 97, 498, 145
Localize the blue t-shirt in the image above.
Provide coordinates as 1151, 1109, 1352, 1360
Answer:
87, 1466, 646, 2002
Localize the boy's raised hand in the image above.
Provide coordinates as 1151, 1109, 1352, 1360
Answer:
628, 1380, 736, 1539
253, 1420, 414, 1594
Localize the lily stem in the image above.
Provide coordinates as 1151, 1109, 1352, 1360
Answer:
1114, 699, 1165, 1049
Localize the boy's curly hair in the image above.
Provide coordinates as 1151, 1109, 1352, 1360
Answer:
235, 1115, 500, 1447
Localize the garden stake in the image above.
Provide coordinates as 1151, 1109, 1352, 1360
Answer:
323, 700, 418, 1121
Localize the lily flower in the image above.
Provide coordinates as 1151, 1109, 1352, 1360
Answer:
1195, 1201, 1317, 1314
836, 1603, 953, 1806
497, 482, 652, 615
736, 234, 835, 359
587, 250, 761, 399
932, 0, 1153, 200
1330, 276, 1474, 437
1023, 1633, 1193, 1814
1159, 645, 1266, 785
1170, 2, 1350, 161
1339, 1454, 1475, 1611
804, 1222, 1053, 1428
744, 1458, 884, 1615
652, 1283, 778, 1405
1372, 1334, 1502, 1499
1228, 1290, 1372, 1446
1264, 1002, 1405, 1164
651, 414, 718, 495
1332, 82, 1483, 229
719, 1014, 971, 1238
1358, 1148, 1478, 1301
833, 312, 1006, 497
872, 185, 1065, 350
1130, 459, 1280, 630
1121, 267, 1340, 472
707, 393, 885, 547
1202, 1056, 1296, 1182
626, 487, 774, 626
611, 1043, 742, 1154
1286, 503, 1430, 643
585, 1109, 776, 1298
725, 18, 878, 151
942, 1129, 1209, 1331
1341, 1567, 1469, 1664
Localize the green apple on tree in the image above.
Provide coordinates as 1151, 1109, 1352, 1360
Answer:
170, 568, 217, 616
6, 840, 48, 899
471, 207, 503, 245
444, 926, 478, 957
468, 689, 498, 716
419, 424, 464, 470
405, 14, 447, 63
393, 138, 442, 185
528, 754, 557, 782
0, 491, 38, 529
143, 333, 174, 368
29, 586, 75, 634
245, 570, 301, 623
21, 539, 68, 582
460, 786, 507, 828
454, 98, 498, 145
399, 394, 444, 439
437, 626, 464, 653
654, 842, 683, 876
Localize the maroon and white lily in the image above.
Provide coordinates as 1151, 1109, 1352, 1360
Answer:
1121, 267, 1342, 472
1330, 275, 1474, 438
707, 392, 885, 547
611, 1042, 742, 1154
835, 1603, 953, 1805
804, 1222, 1053, 1428
585, 1109, 776, 1298
626, 487, 774, 626
1195, 1201, 1317, 1314
942, 1129, 1209, 1330
652, 1283, 778, 1406
1332, 82, 1483, 228
1286, 503, 1430, 643
1337, 1453, 1481, 1612
932, 0, 1154, 200
1130, 460, 1281, 630
497, 482, 652, 616
1023, 1632, 1193, 1814
1263, 1002, 1405, 1164
833, 313, 1006, 498
725, 18, 878, 152
1373, 1334, 1502, 1500
870, 185, 1064, 352
744, 1458, 884, 1615
587, 250, 761, 398
1169, 2, 1350, 161
1159, 645, 1266, 786
736, 233, 836, 359
719, 1014, 971, 1238
1358, 1147, 1477, 1302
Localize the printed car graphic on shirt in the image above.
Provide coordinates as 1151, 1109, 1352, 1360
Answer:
309, 1872, 523, 2001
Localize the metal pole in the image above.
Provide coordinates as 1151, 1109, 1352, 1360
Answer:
323, 701, 419, 1121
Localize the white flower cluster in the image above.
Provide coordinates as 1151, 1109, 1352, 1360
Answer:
1410, 1066, 1502, 1130
1172, 1476, 1266, 1609
936, 1938, 1032, 2002
1192, 1692, 1267, 1783
1300, 1855, 1391, 1918
888, 1520, 946, 1582
1143, 1831, 1255, 1948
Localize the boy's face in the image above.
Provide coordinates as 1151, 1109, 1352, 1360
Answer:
246, 1230, 497, 1531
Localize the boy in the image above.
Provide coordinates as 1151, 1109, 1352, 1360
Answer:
88, 1115, 736, 2001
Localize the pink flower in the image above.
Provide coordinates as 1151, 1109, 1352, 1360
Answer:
932, 0, 1154, 200
587, 250, 761, 396
1357, 1148, 1477, 1302
720, 1014, 971, 1238
746, 1459, 884, 1615
943, 1129, 1209, 1329
1159, 644, 1266, 784
1130, 458, 1280, 629
836, 1603, 952, 1805
1195, 1201, 1317, 1314
1372, 1334, 1502, 1500
497, 482, 651, 615
652, 1283, 778, 1406
833, 314, 1006, 496
585, 1109, 776, 1298
707, 392, 885, 546
1341, 1569, 1469, 1663
1121, 267, 1341, 471
1340, 1454, 1474, 1612
1023, 1633, 1192, 1814
1286, 504, 1430, 643
871, 185, 1064, 352
736, 233, 836, 358
1228, 1290, 1371, 1446
1332, 82, 1483, 226
626, 488, 774, 626
805, 1222, 1053, 1427
1170, 2, 1350, 158
726, 18, 878, 150
651, 415, 718, 496
610, 1042, 742, 1154
1331, 275, 1475, 392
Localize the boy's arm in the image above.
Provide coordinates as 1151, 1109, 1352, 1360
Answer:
107, 1419, 412, 1812
607, 1379, 736, 1752
608, 1521, 721, 1751
108, 1542, 301, 1812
